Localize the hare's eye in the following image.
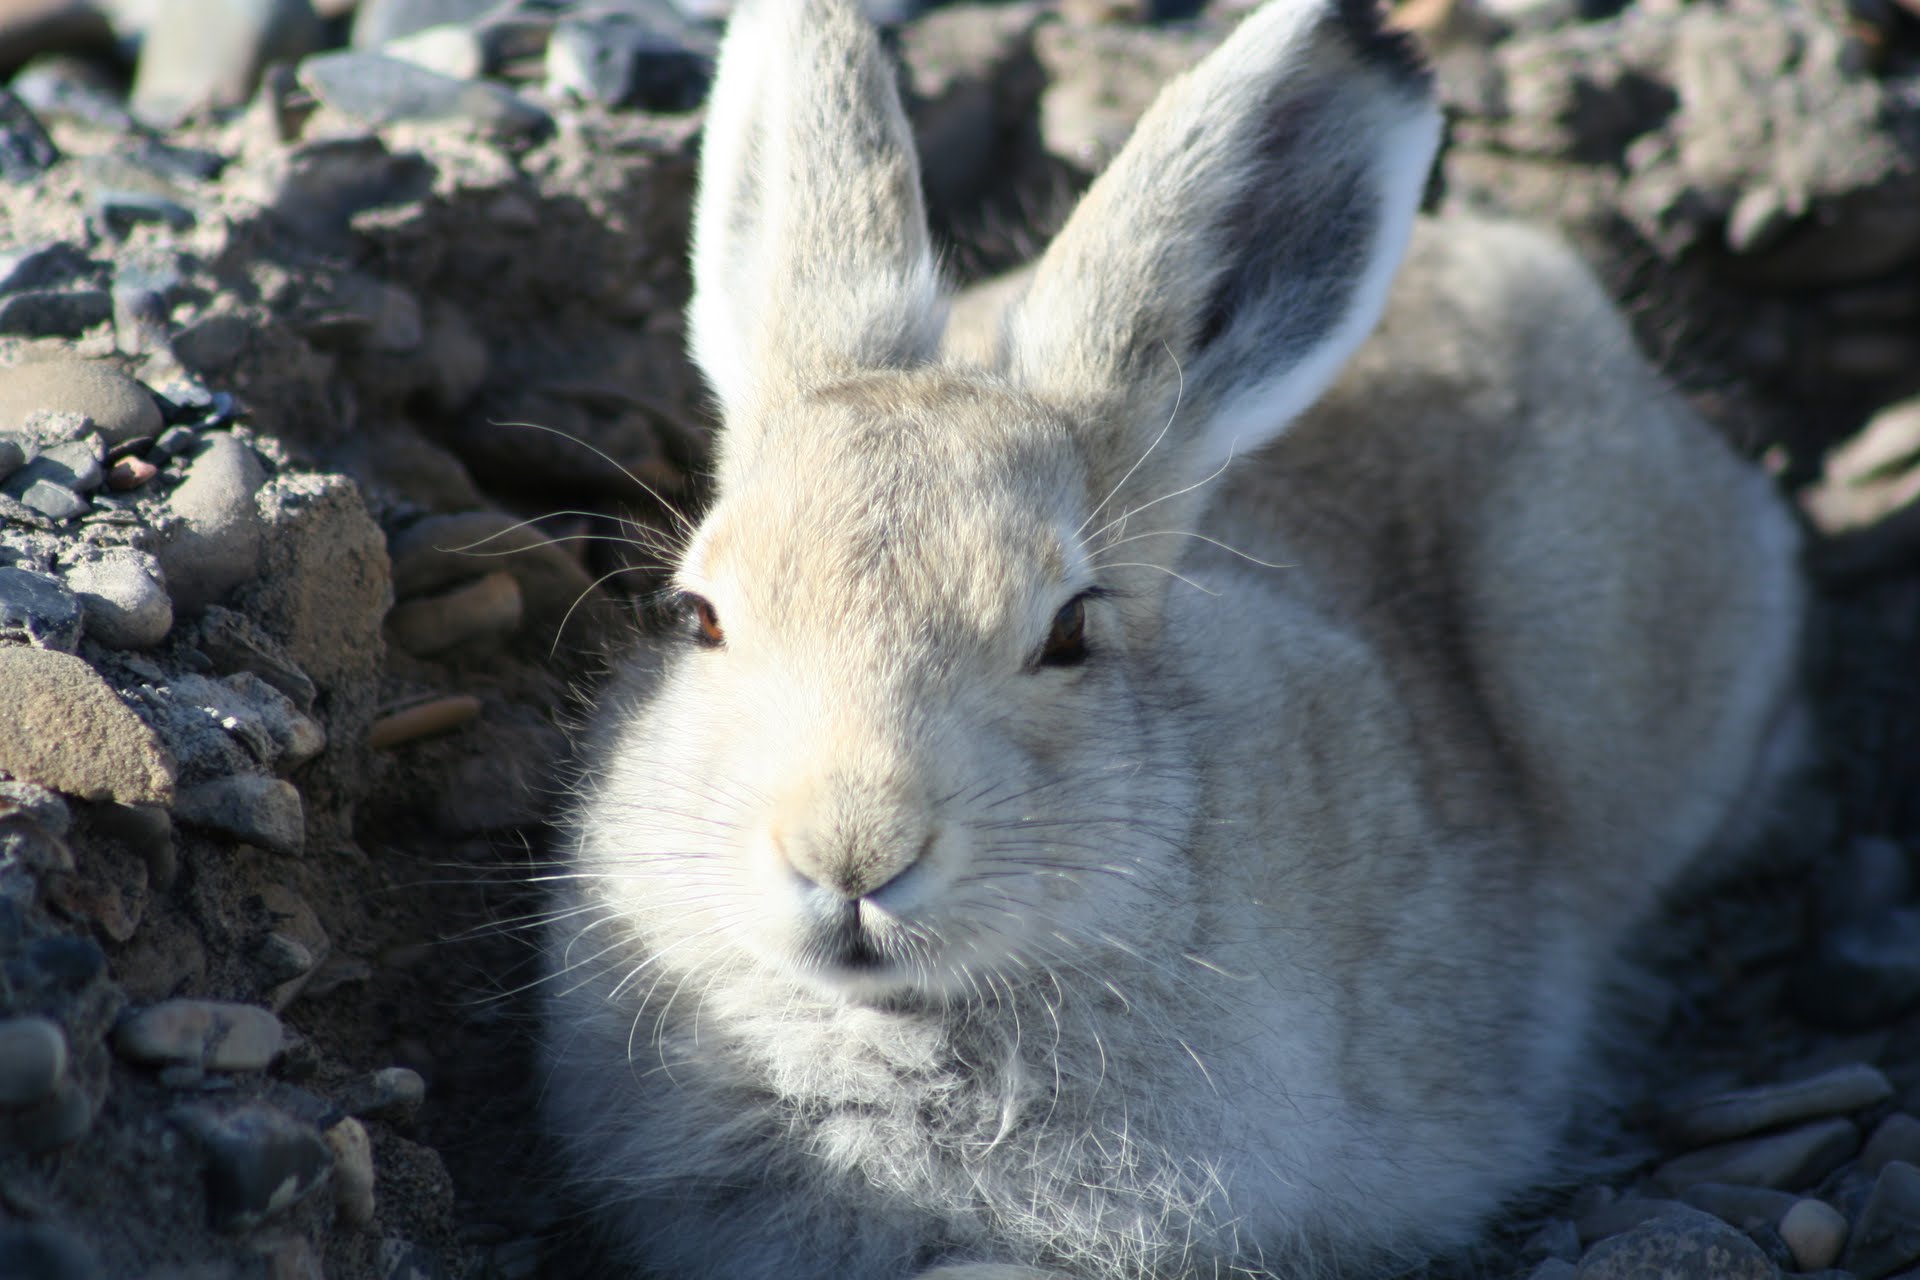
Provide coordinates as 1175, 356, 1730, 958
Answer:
1039, 597, 1088, 667
682, 594, 725, 648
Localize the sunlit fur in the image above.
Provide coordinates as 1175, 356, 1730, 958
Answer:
540, 0, 1805, 1277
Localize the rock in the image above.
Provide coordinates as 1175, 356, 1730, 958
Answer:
1680, 1183, 1801, 1232
338, 1065, 425, 1119
6, 438, 103, 495
0, 288, 112, 337
173, 776, 306, 855
169, 315, 253, 374
1575, 1206, 1775, 1280
0, 361, 161, 448
12, 479, 87, 520
1804, 400, 1920, 538
268, 1235, 326, 1280
1846, 1162, 1920, 1280
155, 431, 267, 613
1795, 909, 1920, 1028
178, 1102, 334, 1231
367, 694, 482, 749
298, 50, 552, 139
129, 0, 324, 126
0, 566, 83, 649
0, 780, 70, 837
1577, 1197, 1701, 1244
1654, 1117, 1860, 1193
0, 86, 58, 183
1866, 1116, 1920, 1176
106, 454, 160, 490
386, 569, 522, 656
0, 646, 176, 804
388, 508, 601, 630
255, 931, 314, 985
0, 243, 93, 295
0, 436, 22, 481
1665, 1064, 1895, 1148
0, 1016, 67, 1105
545, 12, 711, 112
382, 23, 485, 80
113, 998, 285, 1070
89, 189, 195, 236
61, 547, 172, 648
154, 424, 198, 457
349, 0, 494, 48
326, 1115, 375, 1226
0, 1224, 103, 1280
1780, 1198, 1850, 1272
6, 1077, 92, 1150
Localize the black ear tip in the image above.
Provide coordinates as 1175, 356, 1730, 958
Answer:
1332, 0, 1435, 93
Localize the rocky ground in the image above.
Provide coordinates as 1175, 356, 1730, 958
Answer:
0, 0, 1917, 1276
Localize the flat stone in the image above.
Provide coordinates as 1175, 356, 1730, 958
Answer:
131, 0, 325, 126
1575, 1206, 1774, 1280
1577, 1197, 1701, 1244
1846, 1162, 1920, 1280
0, 360, 164, 446
61, 547, 173, 648
155, 431, 266, 613
6, 438, 103, 495
1866, 1116, 1920, 1176
0, 646, 175, 804
173, 775, 305, 854
1680, 1182, 1801, 1231
88, 189, 194, 236
386, 569, 522, 655
177, 1102, 333, 1231
113, 998, 284, 1070
1780, 1198, 1850, 1272
338, 1065, 425, 1118
298, 51, 551, 139
1666, 1064, 1895, 1148
0, 1016, 67, 1106
0, 244, 92, 296
0, 288, 111, 337
14, 479, 86, 520
0, 566, 83, 649
1655, 1117, 1861, 1194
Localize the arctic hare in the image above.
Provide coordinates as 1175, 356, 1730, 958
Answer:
542, 0, 1804, 1276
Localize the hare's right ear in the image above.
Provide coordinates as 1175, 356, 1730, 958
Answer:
688, 0, 943, 423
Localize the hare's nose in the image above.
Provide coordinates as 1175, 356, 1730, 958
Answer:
773, 820, 937, 904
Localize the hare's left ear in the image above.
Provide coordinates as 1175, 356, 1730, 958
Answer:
688, 0, 944, 422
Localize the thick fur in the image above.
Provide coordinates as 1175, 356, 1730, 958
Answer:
540, 1, 1805, 1277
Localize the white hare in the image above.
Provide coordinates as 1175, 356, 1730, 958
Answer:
541, 0, 1805, 1276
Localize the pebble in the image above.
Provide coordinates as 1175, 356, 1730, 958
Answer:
1665, 1063, 1895, 1148
61, 547, 173, 649
1866, 1116, 1920, 1175
0, 1225, 103, 1280
1654, 1117, 1860, 1193
0, 87, 59, 184
114, 998, 285, 1070
1680, 1182, 1800, 1231
129, 0, 325, 127
89, 189, 195, 237
298, 51, 552, 139
154, 424, 199, 456
0, 1016, 67, 1106
326, 1115, 376, 1226
155, 431, 267, 613
0, 288, 112, 338
1574, 1206, 1774, 1280
0, 566, 83, 649
1846, 1161, 1920, 1280
368, 695, 483, 749
0, 244, 92, 295
349, 0, 495, 47
170, 314, 253, 374
8, 438, 104, 495
178, 1102, 334, 1231
545, 12, 712, 112
13, 479, 87, 521
255, 931, 315, 985
387, 570, 523, 656
107, 455, 160, 490
7, 1077, 93, 1150
0, 436, 22, 482
384, 23, 486, 80
173, 775, 306, 855
338, 1065, 426, 1119
0, 360, 164, 447
0, 645, 176, 804
1780, 1198, 1851, 1271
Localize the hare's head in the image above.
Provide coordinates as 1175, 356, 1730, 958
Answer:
601, 0, 1439, 1004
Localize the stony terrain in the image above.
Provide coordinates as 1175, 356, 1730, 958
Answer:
0, 0, 1916, 1276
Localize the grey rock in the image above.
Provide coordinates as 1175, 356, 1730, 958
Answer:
0, 1016, 67, 1106
187, 606, 317, 710
1846, 1162, 1920, 1280
89, 189, 195, 236
383, 23, 486, 80
0, 780, 71, 838
255, 931, 315, 985
350, 0, 495, 48
155, 431, 266, 613
173, 775, 306, 855
387, 569, 522, 655
0, 87, 59, 184
8, 438, 105, 494
1575, 1206, 1774, 1280
1796, 908, 1920, 1028
338, 1065, 425, 1119
1577, 1197, 1701, 1244
1680, 1183, 1800, 1232
0, 288, 112, 337
298, 50, 552, 139
545, 12, 711, 112
170, 315, 253, 373
0, 437, 22, 483
113, 998, 285, 1070
0, 243, 93, 295
0, 1225, 103, 1280
166, 672, 325, 772
0, 360, 164, 446
1866, 1116, 1920, 1177
1779, 1198, 1850, 1272
1666, 1064, 1895, 1148
154, 424, 199, 457
1655, 1117, 1861, 1193
61, 547, 173, 649
178, 1102, 334, 1231
260, 135, 436, 248
6, 1077, 92, 1150
130, 0, 324, 127
14, 480, 87, 521
0, 567, 83, 649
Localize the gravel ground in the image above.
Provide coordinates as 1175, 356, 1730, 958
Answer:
0, 0, 1918, 1276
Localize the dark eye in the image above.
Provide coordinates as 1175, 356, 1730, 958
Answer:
682, 593, 725, 648
1039, 596, 1088, 667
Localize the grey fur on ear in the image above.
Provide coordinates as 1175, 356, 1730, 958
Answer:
688, 0, 945, 421
1006, 0, 1439, 483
